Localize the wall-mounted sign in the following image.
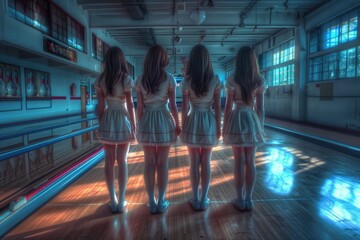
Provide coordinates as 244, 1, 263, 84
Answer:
43, 38, 77, 63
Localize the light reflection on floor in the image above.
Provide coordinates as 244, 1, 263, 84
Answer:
319, 176, 360, 229
264, 148, 294, 195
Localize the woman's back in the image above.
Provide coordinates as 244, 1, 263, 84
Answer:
135, 72, 176, 106
182, 76, 222, 108
95, 75, 133, 104
226, 76, 264, 108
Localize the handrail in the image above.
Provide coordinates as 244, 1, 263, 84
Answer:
0, 111, 95, 128
0, 125, 98, 162
0, 116, 97, 141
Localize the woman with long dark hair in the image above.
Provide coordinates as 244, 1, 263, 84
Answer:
181, 44, 222, 211
95, 46, 136, 213
136, 45, 181, 214
223, 46, 266, 211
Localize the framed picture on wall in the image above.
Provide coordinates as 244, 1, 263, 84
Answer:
0, 62, 21, 98
25, 68, 52, 109
24, 68, 51, 98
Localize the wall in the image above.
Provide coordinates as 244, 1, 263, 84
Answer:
0, 0, 138, 124
303, 1, 360, 131
306, 80, 360, 130
265, 86, 293, 119
0, 50, 85, 124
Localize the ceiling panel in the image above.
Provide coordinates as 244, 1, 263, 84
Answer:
77, 0, 330, 66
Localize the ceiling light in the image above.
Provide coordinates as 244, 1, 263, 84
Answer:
190, 9, 206, 25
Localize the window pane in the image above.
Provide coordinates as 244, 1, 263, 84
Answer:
8, 0, 49, 32
347, 48, 355, 77
339, 50, 347, 78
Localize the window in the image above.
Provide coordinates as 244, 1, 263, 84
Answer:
92, 34, 110, 61
322, 53, 338, 80
308, 9, 360, 82
51, 3, 85, 52
339, 48, 356, 78
260, 39, 295, 86
340, 12, 358, 43
9, 1, 85, 53
280, 40, 295, 63
323, 20, 339, 49
309, 57, 322, 82
51, 4, 67, 43
8, 0, 49, 33
67, 17, 85, 51
273, 47, 280, 65
310, 30, 319, 53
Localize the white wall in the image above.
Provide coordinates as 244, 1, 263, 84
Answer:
265, 86, 293, 119
306, 80, 360, 130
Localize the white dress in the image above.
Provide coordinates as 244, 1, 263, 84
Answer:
180, 76, 222, 147
135, 72, 177, 146
222, 76, 266, 147
95, 75, 135, 145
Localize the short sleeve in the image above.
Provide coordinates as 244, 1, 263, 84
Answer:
225, 76, 235, 92
168, 74, 176, 91
214, 75, 223, 94
123, 76, 134, 92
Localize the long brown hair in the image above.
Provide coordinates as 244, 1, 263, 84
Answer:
99, 46, 128, 96
186, 44, 214, 97
142, 45, 169, 95
234, 46, 263, 104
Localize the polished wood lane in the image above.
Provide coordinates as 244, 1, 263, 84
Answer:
4, 128, 360, 239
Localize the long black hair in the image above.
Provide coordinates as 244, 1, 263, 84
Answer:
186, 44, 214, 97
99, 46, 128, 96
234, 46, 263, 104
141, 45, 169, 95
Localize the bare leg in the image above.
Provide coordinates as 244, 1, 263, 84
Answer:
116, 143, 130, 211
199, 147, 212, 204
188, 147, 200, 202
232, 147, 246, 201
104, 144, 117, 212
143, 146, 157, 210
157, 146, 171, 205
244, 147, 257, 201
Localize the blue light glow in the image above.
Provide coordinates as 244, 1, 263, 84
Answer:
265, 148, 294, 195
319, 176, 360, 228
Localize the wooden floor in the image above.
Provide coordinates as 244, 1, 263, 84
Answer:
4, 128, 360, 240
